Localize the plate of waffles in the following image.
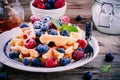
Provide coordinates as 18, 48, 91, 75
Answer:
0, 16, 99, 72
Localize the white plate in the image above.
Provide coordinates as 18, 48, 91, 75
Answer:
0, 27, 99, 72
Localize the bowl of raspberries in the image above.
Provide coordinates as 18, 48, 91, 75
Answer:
30, 0, 67, 18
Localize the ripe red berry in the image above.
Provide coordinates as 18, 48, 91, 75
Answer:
24, 38, 37, 49
37, 3, 46, 9
40, 0, 48, 3
72, 50, 84, 61
32, 0, 40, 7
23, 34, 28, 39
54, 0, 65, 8
59, 16, 70, 25
45, 58, 58, 67
30, 15, 41, 24
77, 39, 87, 49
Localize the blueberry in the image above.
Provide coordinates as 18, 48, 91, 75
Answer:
34, 21, 41, 24
84, 72, 93, 80
35, 30, 43, 37
58, 19, 62, 26
76, 15, 82, 21
57, 48, 65, 53
41, 24, 49, 31
48, 29, 58, 35
0, 72, 8, 80
33, 23, 41, 29
0, 62, 3, 70
42, 16, 52, 23
48, 41, 55, 47
19, 22, 29, 28
22, 58, 30, 66
45, 3, 52, 9
105, 53, 115, 61
32, 58, 41, 67
48, 0, 55, 4
76, 47, 84, 51
60, 30, 69, 36
9, 51, 20, 59
36, 44, 49, 54
60, 58, 70, 66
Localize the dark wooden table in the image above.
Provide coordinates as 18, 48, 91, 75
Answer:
1, 0, 120, 80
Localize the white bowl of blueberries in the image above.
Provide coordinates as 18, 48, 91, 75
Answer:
30, 0, 67, 18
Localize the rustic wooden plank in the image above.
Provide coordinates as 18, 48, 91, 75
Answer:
3, 53, 120, 80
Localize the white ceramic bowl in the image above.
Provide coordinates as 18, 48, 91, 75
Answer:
30, 0, 67, 19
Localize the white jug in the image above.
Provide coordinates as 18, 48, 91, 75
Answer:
92, 0, 120, 34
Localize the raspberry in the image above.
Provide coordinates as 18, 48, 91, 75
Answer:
54, 0, 65, 8
72, 50, 84, 61
30, 15, 41, 24
40, 0, 48, 3
45, 58, 58, 67
32, 0, 40, 7
24, 38, 37, 49
37, 3, 46, 9
59, 16, 70, 25
77, 39, 86, 49
49, 23, 57, 29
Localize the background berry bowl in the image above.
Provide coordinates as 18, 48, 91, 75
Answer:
30, 0, 67, 18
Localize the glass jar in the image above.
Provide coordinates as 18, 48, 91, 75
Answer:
92, 0, 120, 34
0, 0, 24, 32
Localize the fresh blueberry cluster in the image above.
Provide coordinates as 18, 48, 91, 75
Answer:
32, 0, 65, 9
31, 16, 71, 38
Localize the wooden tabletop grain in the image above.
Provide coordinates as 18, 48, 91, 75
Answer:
1, 0, 120, 80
